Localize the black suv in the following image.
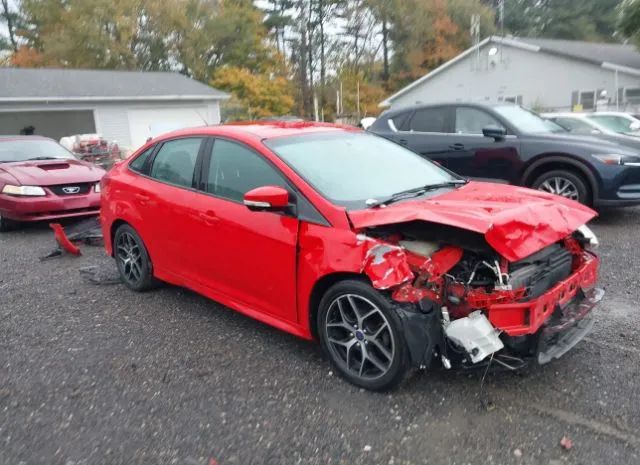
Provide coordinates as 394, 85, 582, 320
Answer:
369, 102, 640, 207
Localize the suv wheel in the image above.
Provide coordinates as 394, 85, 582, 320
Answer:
317, 280, 409, 391
114, 224, 158, 291
532, 169, 590, 205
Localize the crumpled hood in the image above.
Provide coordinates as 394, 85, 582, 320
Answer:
0, 159, 105, 186
347, 182, 597, 262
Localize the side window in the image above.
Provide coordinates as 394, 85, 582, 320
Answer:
129, 146, 154, 173
149, 138, 202, 188
408, 107, 448, 133
455, 107, 504, 134
207, 139, 288, 202
390, 112, 411, 131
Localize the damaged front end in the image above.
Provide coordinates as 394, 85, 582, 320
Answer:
357, 221, 603, 371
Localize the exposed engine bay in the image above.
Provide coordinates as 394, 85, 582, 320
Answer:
359, 221, 601, 370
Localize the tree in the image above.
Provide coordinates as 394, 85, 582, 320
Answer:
212, 65, 295, 119
501, 0, 621, 41
619, 0, 640, 46
1, 0, 20, 52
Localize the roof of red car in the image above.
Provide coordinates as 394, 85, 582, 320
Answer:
157, 121, 361, 142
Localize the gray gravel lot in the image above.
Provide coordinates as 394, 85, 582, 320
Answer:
1, 208, 639, 465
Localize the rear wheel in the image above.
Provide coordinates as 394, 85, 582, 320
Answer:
114, 224, 158, 291
532, 169, 590, 205
317, 280, 409, 391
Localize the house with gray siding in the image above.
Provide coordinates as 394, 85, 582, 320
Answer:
0, 68, 229, 150
380, 36, 640, 113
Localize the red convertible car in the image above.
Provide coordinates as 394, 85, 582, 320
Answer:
0, 136, 104, 231
100, 122, 602, 390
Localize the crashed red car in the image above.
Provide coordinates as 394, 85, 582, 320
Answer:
0, 136, 104, 231
100, 122, 603, 390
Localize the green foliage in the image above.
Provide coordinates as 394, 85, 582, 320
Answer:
503, 0, 621, 41
619, 0, 640, 46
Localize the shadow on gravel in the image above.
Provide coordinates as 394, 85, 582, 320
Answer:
592, 207, 640, 226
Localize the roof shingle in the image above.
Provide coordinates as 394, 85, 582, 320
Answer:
0, 68, 228, 101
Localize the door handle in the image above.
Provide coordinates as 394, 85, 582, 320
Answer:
199, 210, 219, 225
398, 139, 408, 146
134, 193, 150, 205
449, 143, 465, 150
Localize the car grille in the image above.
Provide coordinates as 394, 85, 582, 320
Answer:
49, 183, 92, 196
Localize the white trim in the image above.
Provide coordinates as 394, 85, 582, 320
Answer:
601, 62, 640, 77
0, 94, 229, 103
379, 36, 541, 107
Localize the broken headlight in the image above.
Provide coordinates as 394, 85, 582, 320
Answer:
1, 184, 46, 196
577, 224, 599, 249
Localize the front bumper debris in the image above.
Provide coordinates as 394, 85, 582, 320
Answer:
537, 287, 604, 364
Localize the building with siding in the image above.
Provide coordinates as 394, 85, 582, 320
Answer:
0, 68, 228, 150
380, 36, 640, 113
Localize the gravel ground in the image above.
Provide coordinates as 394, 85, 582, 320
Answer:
1, 209, 639, 465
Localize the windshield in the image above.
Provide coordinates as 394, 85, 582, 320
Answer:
494, 105, 565, 133
0, 139, 76, 163
587, 115, 637, 133
265, 132, 458, 209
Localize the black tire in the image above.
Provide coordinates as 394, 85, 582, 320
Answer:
317, 280, 409, 391
113, 224, 158, 291
0, 213, 17, 232
531, 169, 590, 205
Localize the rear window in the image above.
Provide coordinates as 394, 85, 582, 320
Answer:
408, 107, 448, 133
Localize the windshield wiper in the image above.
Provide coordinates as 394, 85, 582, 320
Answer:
366, 179, 468, 208
27, 156, 60, 160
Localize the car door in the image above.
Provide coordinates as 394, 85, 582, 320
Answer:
393, 106, 455, 166
448, 106, 521, 182
189, 137, 299, 323
142, 136, 208, 280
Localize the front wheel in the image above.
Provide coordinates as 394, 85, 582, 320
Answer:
114, 224, 158, 291
531, 169, 590, 205
317, 280, 409, 391
0, 213, 17, 232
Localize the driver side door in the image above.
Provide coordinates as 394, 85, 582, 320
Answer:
190, 137, 299, 323
448, 106, 521, 182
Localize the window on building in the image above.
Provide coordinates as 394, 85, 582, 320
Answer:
579, 91, 595, 110
504, 95, 523, 105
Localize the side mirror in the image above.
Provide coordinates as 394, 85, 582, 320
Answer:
482, 125, 507, 141
243, 185, 289, 212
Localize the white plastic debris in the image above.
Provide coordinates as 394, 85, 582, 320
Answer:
444, 311, 504, 363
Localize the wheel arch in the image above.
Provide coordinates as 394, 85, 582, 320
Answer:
521, 154, 600, 204
109, 219, 130, 257
308, 272, 370, 340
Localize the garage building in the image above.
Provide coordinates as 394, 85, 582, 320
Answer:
0, 68, 229, 151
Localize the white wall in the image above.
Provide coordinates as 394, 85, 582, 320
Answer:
0, 99, 222, 151
388, 43, 640, 111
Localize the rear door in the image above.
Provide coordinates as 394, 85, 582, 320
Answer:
395, 106, 455, 166
142, 136, 207, 279
448, 106, 521, 182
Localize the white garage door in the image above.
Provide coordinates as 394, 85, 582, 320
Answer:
128, 107, 209, 150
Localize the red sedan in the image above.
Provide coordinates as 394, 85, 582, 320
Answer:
101, 122, 602, 390
0, 136, 104, 231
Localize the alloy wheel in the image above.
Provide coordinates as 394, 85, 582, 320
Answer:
324, 294, 395, 380
116, 231, 143, 284
538, 176, 580, 200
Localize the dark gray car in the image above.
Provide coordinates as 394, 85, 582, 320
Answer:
369, 102, 640, 207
